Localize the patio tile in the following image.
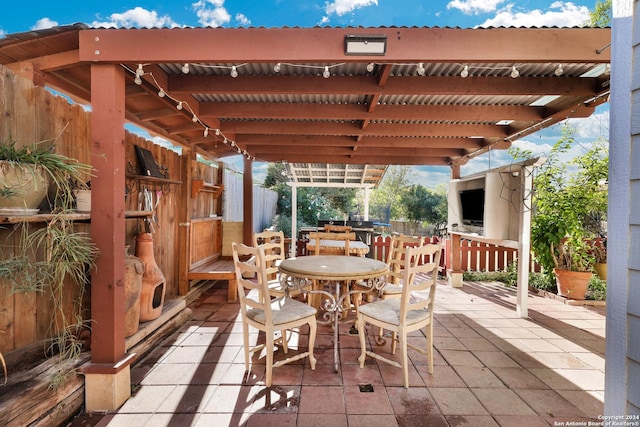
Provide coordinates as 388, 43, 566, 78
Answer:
471, 388, 536, 416
458, 336, 499, 351
299, 385, 345, 413
343, 384, 393, 414
347, 414, 399, 427
471, 351, 520, 368
298, 413, 349, 426
428, 387, 489, 416
438, 349, 483, 367
444, 415, 500, 426
418, 365, 466, 388
244, 412, 297, 426
301, 363, 343, 385
396, 414, 449, 427
452, 366, 505, 388
201, 385, 255, 413
489, 367, 549, 390
558, 390, 604, 418
513, 389, 591, 418
156, 384, 217, 413
195, 413, 251, 426
251, 385, 301, 414
528, 367, 605, 391
341, 363, 384, 385
377, 361, 425, 387
118, 384, 177, 413
492, 415, 551, 427
385, 387, 440, 414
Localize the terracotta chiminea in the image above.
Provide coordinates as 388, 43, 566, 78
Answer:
135, 232, 166, 322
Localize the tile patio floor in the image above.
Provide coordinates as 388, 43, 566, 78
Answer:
71, 279, 606, 427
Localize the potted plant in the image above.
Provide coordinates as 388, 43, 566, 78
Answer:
0, 140, 92, 213
0, 139, 97, 386
514, 125, 608, 300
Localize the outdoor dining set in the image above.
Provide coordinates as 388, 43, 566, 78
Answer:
231, 227, 442, 389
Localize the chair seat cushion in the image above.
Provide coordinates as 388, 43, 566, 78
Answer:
358, 298, 429, 326
381, 284, 403, 295
248, 297, 317, 325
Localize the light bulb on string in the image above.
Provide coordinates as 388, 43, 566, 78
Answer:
192, 114, 198, 123
182, 63, 190, 74
158, 89, 166, 98
460, 65, 469, 78
510, 66, 520, 78
215, 129, 221, 136
554, 64, 563, 76
136, 64, 144, 76
366, 63, 375, 72
416, 63, 426, 76
204, 127, 209, 138
274, 63, 281, 73
134, 75, 142, 85
176, 101, 183, 110
230, 66, 238, 78
322, 66, 330, 79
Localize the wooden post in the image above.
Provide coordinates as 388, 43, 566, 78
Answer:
243, 157, 253, 245
83, 63, 134, 411
177, 147, 193, 296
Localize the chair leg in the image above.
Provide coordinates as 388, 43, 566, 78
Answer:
427, 322, 434, 375
400, 330, 409, 388
391, 331, 398, 355
242, 322, 250, 372
265, 331, 274, 388
308, 318, 317, 370
281, 329, 288, 353
357, 316, 367, 368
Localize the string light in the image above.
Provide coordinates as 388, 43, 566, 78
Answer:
274, 62, 281, 73
182, 63, 190, 74
322, 66, 330, 79
416, 63, 426, 76
124, 63, 258, 161
366, 62, 375, 72
230, 66, 238, 78
554, 64, 563, 76
460, 65, 469, 78
510, 66, 520, 78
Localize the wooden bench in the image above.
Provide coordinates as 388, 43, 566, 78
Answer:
186, 218, 237, 302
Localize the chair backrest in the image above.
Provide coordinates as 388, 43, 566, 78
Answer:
323, 224, 352, 233
232, 242, 273, 323
253, 230, 286, 276
387, 234, 424, 285
308, 231, 356, 255
399, 243, 442, 320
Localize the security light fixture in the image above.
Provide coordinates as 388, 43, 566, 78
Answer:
344, 34, 387, 56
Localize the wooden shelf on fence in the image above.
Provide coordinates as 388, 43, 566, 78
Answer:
126, 173, 182, 186
0, 210, 154, 224
191, 180, 223, 199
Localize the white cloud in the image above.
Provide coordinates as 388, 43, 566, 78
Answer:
478, 2, 590, 28
321, 0, 378, 23
92, 7, 178, 28
192, 0, 231, 27
566, 110, 610, 140
235, 13, 251, 26
0, 29, 5, 38
447, 0, 506, 15
32, 18, 59, 30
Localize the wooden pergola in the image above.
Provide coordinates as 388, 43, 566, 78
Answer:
0, 24, 610, 410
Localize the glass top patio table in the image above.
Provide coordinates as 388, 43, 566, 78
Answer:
278, 255, 389, 371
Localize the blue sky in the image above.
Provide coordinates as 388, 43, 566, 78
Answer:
1, 0, 609, 188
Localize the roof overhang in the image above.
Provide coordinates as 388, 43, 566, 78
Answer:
0, 25, 611, 170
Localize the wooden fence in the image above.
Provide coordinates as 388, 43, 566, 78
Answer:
369, 235, 540, 275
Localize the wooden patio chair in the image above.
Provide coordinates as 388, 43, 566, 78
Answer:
356, 243, 442, 388
308, 231, 355, 255
232, 242, 318, 387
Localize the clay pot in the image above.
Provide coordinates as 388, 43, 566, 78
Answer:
0, 161, 49, 211
554, 268, 591, 300
124, 245, 144, 336
135, 233, 166, 322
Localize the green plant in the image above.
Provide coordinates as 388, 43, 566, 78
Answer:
512, 125, 608, 281
0, 140, 97, 388
0, 140, 92, 211
587, 275, 607, 301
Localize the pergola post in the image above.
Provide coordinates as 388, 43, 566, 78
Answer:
82, 63, 134, 411
516, 165, 534, 318
291, 184, 298, 257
